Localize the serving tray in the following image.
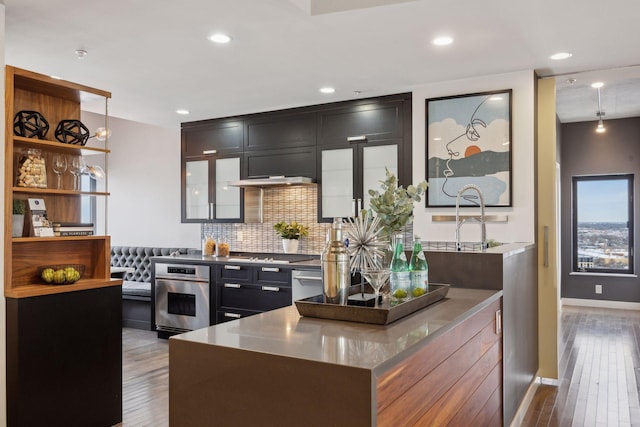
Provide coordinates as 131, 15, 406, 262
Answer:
294, 283, 450, 325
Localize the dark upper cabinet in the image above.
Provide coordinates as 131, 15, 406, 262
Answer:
244, 111, 316, 151
182, 118, 244, 157
245, 146, 316, 180
317, 96, 408, 146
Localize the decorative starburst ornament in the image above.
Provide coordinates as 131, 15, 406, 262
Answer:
346, 212, 389, 273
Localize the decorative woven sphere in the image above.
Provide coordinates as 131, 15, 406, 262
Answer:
13, 110, 50, 139
55, 119, 90, 146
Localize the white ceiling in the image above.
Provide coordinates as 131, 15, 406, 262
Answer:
5, 0, 640, 128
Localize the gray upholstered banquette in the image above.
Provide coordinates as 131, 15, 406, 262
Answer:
111, 246, 189, 329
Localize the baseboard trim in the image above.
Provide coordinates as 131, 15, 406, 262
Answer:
510, 377, 540, 427
562, 298, 640, 310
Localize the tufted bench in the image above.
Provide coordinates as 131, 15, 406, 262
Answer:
111, 246, 189, 330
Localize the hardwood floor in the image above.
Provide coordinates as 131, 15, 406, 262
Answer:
116, 328, 169, 427
522, 305, 640, 427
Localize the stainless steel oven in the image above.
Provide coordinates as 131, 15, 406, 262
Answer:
155, 263, 210, 334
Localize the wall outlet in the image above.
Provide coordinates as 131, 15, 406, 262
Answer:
595, 284, 603, 294
237, 231, 243, 242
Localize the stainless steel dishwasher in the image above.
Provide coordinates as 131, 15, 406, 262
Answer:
155, 263, 210, 335
291, 269, 322, 301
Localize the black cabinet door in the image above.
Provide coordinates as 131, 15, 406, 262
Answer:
245, 146, 316, 179
245, 111, 316, 151
181, 154, 243, 223
317, 98, 406, 146
182, 118, 244, 157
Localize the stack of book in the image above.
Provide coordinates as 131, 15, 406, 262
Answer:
52, 222, 94, 237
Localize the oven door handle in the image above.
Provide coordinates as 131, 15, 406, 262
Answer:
261, 286, 280, 292
224, 283, 242, 289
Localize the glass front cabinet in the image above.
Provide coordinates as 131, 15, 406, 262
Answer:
182, 154, 242, 222
318, 141, 399, 221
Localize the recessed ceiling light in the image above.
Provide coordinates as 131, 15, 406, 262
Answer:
591, 82, 604, 88
75, 49, 88, 59
176, 109, 190, 115
209, 33, 231, 44
320, 87, 335, 94
550, 52, 572, 60
432, 36, 453, 46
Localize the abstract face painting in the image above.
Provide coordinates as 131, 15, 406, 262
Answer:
426, 89, 512, 207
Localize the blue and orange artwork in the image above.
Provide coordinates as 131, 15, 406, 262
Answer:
426, 90, 512, 207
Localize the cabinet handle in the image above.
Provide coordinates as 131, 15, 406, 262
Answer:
295, 275, 322, 281
224, 265, 241, 270
203, 149, 217, 155
262, 286, 280, 292
495, 310, 502, 335
357, 198, 362, 213
224, 312, 242, 318
347, 135, 367, 143
352, 199, 356, 217
224, 283, 242, 288
262, 267, 280, 272
209, 202, 214, 219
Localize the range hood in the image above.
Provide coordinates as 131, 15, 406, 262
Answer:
229, 176, 315, 188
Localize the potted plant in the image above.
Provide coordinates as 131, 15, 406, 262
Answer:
273, 220, 309, 253
367, 168, 428, 241
12, 199, 26, 238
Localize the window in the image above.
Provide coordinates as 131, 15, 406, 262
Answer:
572, 174, 634, 274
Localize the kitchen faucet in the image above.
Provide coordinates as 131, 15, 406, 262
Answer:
455, 184, 487, 251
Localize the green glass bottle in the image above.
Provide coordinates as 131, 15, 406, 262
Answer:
389, 233, 411, 299
409, 235, 429, 297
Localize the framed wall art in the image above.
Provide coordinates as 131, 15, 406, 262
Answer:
426, 89, 512, 207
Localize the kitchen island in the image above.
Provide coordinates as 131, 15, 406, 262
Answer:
170, 287, 503, 426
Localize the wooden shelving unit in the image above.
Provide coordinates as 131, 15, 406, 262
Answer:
4, 66, 122, 426
4, 65, 116, 298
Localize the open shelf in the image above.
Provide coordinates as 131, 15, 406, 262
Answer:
6, 278, 122, 298
13, 187, 110, 196
13, 135, 111, 154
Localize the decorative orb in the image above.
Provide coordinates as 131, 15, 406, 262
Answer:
55, 119, 90, 145
13, 110, 50, 139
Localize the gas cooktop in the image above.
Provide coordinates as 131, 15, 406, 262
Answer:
225, 254, 316, 264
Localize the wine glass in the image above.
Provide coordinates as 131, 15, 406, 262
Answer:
361, 268, 391, 308
68, 155, 84, 191
52, 153, 67, 189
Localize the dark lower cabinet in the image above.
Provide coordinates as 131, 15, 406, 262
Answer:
215, 264, 292, 323
6, 286, 122, 427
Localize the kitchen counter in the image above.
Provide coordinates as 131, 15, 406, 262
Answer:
170, 287, 503, 426
151, 253, 321, 269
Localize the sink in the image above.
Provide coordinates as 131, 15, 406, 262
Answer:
422, 241, 502, 252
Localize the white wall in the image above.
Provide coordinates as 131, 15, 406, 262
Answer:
410, 70, 536, 244
82, 112, 200, 248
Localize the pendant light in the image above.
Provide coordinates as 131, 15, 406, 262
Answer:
593, 82, 606, 133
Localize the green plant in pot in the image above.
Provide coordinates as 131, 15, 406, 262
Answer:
273, 221, 309, 253
12, 199, 26, 238
367, 168, 428, 242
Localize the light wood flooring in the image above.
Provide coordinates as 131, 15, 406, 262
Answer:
115, 305, 640, 426
522, 305, 640, 427
117, 328, 169, 427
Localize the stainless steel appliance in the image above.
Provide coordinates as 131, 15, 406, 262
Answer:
155, 263, 210, 335
292, 269, 323, 301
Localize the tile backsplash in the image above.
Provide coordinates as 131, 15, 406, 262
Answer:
201, 186, 414, 255
201, 186, 330, 255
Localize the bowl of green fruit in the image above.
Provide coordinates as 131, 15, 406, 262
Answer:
38, 264, 85, 285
